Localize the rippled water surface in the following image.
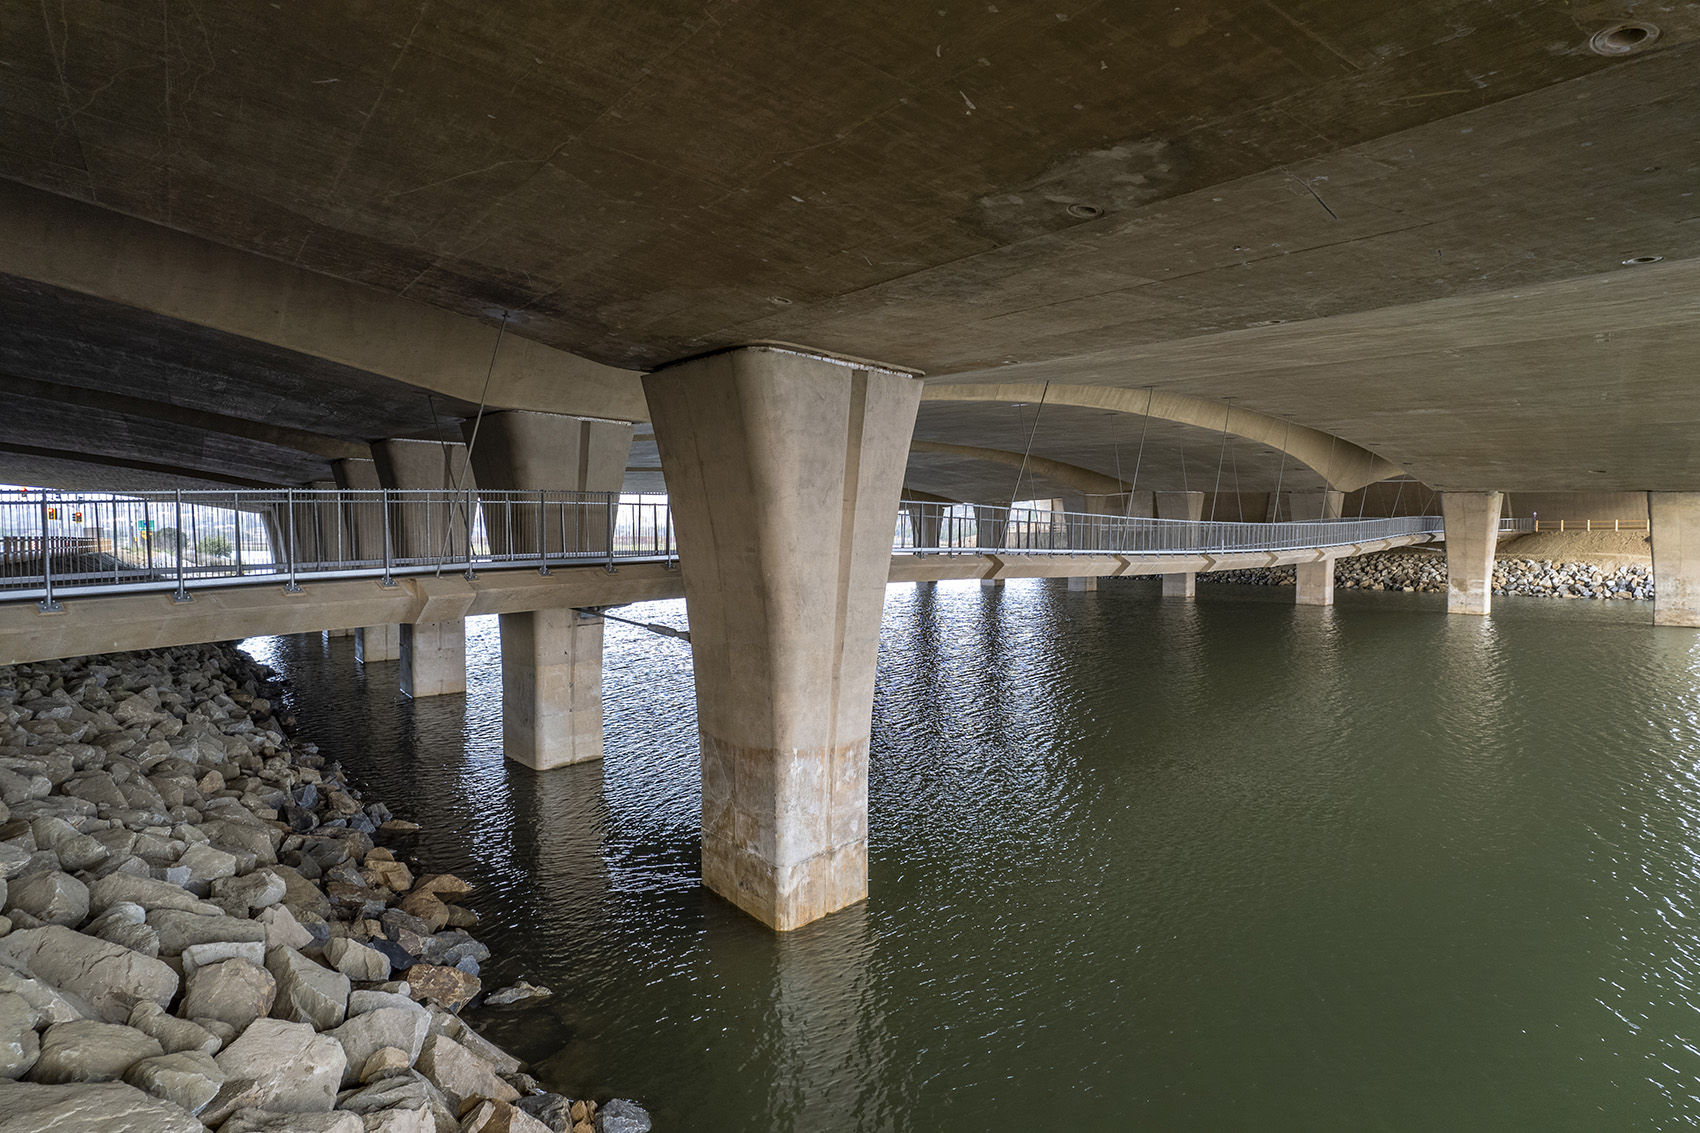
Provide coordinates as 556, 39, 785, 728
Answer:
243, 580, 1700, 1130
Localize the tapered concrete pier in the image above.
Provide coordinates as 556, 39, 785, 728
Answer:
645, 346, 921, 930
1441, 492, 1502, 616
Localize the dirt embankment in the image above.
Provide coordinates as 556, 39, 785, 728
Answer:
1494, 530, 1651, 566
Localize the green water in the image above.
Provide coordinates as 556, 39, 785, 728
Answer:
246, 580, 1700, 1130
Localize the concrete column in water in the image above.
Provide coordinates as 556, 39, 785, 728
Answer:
372, 438, 477, 694
644, 345, 921, 931
1295, 556, 1335, 606
1649, 492, 1700, 626
500, 608, 606, 768
1156, 490, 1203, 598
1441, 491, 1502, 615
332, 458, 397, 655
463, 410, 634, 768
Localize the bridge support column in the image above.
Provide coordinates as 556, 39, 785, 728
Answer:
1649, 493, 1700, 626
1283, 490, 1344, 520
1068, 575, 1097, 592
463, 411, 633, 766
645, 346, 921, 931
373, 439, 477, 694
499, 609, 604, 768
1296, 556, 1335, 606
399, 620, 466, 698
1441, 491, 1502, 615
332, 458, 400, 661
1156, 491, 1203, 598
355, 624, 400, 663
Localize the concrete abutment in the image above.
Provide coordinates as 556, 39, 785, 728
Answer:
1441, 491, 1502, 616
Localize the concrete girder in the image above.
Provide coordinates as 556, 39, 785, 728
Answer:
909, 439, 1124, 496
0, 181, 647, 424
921, 383, 1399, 493
0, 441, 281, 490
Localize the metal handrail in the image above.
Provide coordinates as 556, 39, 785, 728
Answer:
0, 488, 1530, 603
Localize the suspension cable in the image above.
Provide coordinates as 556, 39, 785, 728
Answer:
1126, 386, 1153, 517
575, 607, 691, 643
1271, 419, 1291, 521
1008, 380, 1051, 511
433, 312, 509, 574
1209, 400, 1232, 521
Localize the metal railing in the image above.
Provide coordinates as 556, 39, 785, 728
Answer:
896, 501, 1528, 555
0, 489, 1534, 605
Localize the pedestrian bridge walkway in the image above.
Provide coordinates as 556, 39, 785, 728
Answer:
0, 489, 1530, 665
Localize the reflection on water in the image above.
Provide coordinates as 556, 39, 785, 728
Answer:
245, 580, 1700, 1131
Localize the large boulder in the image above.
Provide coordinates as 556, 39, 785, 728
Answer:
0, 925, 177, 1022
325, 1004, 429, 1087
87, 874, 221, 917
324, 937, 390, 982
461, 1100, 555, 1133
221, 1110, 363, 1132
29, 1019, 163, 1084
180, 958, 276, 1032
360, 1106, 437, 1133
414, 1032, 519, 1110
405, 963, 478, 1011
122, 1050, 224, 1116
267, 945, 349, 1031
0, 1080, 205, 1132
596, 1098, 654, 1133
127, 1002, 222, 1056
335, 1071, 458, 1133
0, 993, 39, 1080
203, 1018, 346, 1124
5, 870, 89, 927
145, 909, 265, 955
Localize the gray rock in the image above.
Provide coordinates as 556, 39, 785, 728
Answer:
29, 1019, 163, 1083
596, 1098, 654, 1133
176, 843, 237, 889
122, 1049, 224, 1115
203, 1018, 347, 1124
0, 843, 31, 880
0, 925, 177, 1022
5, 870, 89, 927
517, 1092, 573, 1132
0, 1080, 206, 1132
212, 868, 286, 914
348, 989, 423, 1017
127, 1001, 222, 1056
359, 1105, 438, 1133
145, 908, 265, 955
221, 1110, 364, 1133
0, 958, 91, 1024
335, 1070, 458, 1133
326, 1005, 431, 1088
255, 903, 314, 951
485, 978, 552, 1006
87, 873, 221, 916
0, 992, 39, 1079
462, 1100, 556, 1133
181, 938, 266, 974
324, 936, 391, 982
267, 945, 350, 1031
180, 958, 276, 1032
414, 1032, 518, 1110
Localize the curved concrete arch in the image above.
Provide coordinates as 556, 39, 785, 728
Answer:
909, 439, 1124, 496
921, 383, 1400, 493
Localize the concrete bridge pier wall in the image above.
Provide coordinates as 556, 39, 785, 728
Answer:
465, 410, 634, 769
1283, 490, 1345, 521
332, 458, 395, 651
645, 346, 921, 931
1296, 557, 1335, 606
1156, 491, 1203, 598
373, 439, 477, 694
1649, 493, 1700, 627
1441, 491, 1503, 616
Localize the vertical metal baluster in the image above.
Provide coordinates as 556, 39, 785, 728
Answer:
234, 493, 245, 577
380, 491, 396, 587
283, 489, 301, 594
144, 498, 155, 576
463, 487, 477, 581
537, 490, 550, 576
37, 494, 59, 613
172, 491, 191, 602
604, 491, 618, 573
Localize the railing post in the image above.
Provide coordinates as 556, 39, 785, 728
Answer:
234, 494, 245, 577
172, 490, 192, 602
36, 494, 59, 613
536, 489, 550, 576
604, 491, 618, 573
143, 498, 154, 575
463, 486, 478, 581
380, 490, 396, 588
282, 489, 301, 594
664, 500, 676, 570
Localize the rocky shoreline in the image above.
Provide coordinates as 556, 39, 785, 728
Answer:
0, 642, 651, 1133
1206, 551, 1656, 600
